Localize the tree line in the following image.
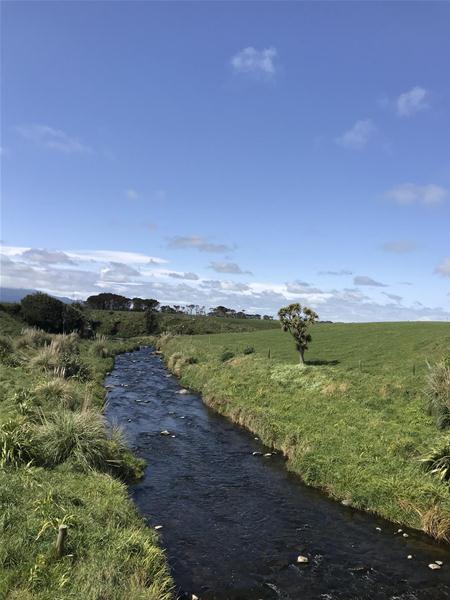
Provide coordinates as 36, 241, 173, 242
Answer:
85, 293, 274, 321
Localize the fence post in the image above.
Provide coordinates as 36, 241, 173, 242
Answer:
56, 524, 68, 558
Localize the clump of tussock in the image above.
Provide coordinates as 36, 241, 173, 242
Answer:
0, 418, 33, 467
155, 332, 174, 350
33, 377, 82, 410
4, 410, 144, 480
219, 349, 235, 363
29, 343, 91, 380
425, 358, 450, 429
420, 505, 450, 542
15, 327, 51, 349
50, 332, 80, 355
421, 437, 450, 481
167, 352, 197, 376
0, 335, 16, 366
90, 334, 112, 358
243, 345, 255, 355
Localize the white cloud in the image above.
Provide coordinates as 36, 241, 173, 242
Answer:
354, 275, 388, 287
382, 240, 417, 254
231, 47, 277, 78
168, 235, 232, 254
21, 248, 76, 265
435, 258, 450, 277
384, 183, 448, 206
16, 124, 92, 154
318, 269, 353, 276
100, 262, 141, 283
397, 86, 429, 117
65, 249, 168, 265
382, 292, 403, 303
167, 271, 199, 281
335, 119, 376, 150
209, 261, 251, 274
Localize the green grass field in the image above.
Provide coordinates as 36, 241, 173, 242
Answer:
0, 316, 173, 599
158, 321, 450, 540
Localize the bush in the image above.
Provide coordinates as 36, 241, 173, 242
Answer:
426, 359, 450, 429
145, 309, 160, 334
243, 345, 255, 355
21, 292, 86, 334
220, 349, 235, 362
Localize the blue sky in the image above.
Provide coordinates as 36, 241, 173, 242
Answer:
1, 1, 449, 320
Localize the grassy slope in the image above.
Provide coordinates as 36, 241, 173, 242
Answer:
0, 316, 173, 599
88, 309, 279, 337
159, 322, 450, 539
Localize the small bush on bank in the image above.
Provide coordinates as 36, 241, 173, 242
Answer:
29, 342, 91, 380
426, 358, 450, 429
220, 349, 235, 362
243, 345, 255, 355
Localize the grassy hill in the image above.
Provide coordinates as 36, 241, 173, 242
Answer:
88, 309, 279, 337
158, 321, 450, 540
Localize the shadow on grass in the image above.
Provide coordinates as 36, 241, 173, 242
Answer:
305, 359, 340, 366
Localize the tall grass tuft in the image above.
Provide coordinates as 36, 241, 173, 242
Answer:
421, 437, 450, 481
50, 332, 80, 354
33, 377, 81, 410
0, 418, 33, 467
91, 334, 112, 358
15, 327, 51, 349
425, 358, 450, 429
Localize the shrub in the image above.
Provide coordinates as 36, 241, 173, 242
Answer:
21, 292, 86, 334
426, 359, 450, 429
421, 438, 450, 481
220, 349, 235, 362
243, 345, 255, 355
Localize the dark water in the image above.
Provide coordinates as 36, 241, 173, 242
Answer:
104, 348, 450, 599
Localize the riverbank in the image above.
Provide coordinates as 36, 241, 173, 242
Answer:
157, 322, 450, 541
0, 326, 173, 599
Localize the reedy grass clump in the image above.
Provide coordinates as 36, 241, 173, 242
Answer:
90, 334, 113, 358
421, 437, 450, 481
33, 377, 82, 410
15, 327, 51, 349
425, 358, 450, 429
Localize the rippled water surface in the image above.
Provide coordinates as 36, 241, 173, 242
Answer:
104, 348, 450, 599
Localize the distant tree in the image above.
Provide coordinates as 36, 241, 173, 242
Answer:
278, 303, 318, 364
263, 315, 274, 320
21, 292, 86, 334
86, 293, 131, 311
145, 308, 160, 334
131, 297, 146, 311
142, 298, 159, 312
160, 305, 177, 314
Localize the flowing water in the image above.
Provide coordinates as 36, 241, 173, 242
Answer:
104, 347, 450, 599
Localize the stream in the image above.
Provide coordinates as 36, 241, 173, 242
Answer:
104, 347, 450, 599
